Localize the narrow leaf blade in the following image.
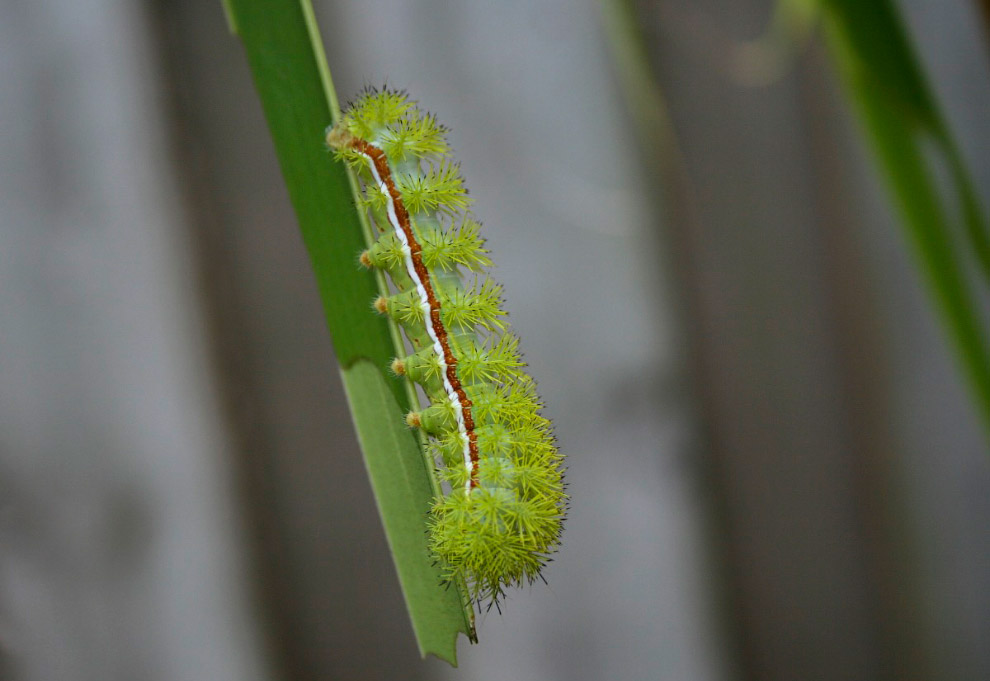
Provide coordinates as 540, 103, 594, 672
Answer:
821, 0, 990, 435
343, 361, 471, 662
223, 0, 474, 660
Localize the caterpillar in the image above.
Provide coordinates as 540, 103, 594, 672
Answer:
326, 88, 565, 606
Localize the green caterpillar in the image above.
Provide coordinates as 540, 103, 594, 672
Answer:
327, 89, 565, 605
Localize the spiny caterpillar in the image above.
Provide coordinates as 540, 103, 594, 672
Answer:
326, 89, 565, 606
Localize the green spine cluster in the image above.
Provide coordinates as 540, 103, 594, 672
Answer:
329, 89, 565, 604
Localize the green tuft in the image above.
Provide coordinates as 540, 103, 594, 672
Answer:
383, 289, 427, 327
456, 334, 525, 384
396, 161, 470, 216
380, 112, 449, 163
420, 218, 493, 273
345, 87, 414, 141
439, 278, 506, 332
364, 232, 405, 271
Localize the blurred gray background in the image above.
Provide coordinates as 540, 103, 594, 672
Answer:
1, 0, 988, 680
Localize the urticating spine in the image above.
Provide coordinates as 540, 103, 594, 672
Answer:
327, 89, 565, 603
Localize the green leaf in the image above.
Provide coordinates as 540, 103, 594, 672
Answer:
342, 361, 472, 663
820, 0, 990, 436
222, 0, 475, 661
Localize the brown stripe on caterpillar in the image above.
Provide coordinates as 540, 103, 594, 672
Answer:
348, 136, 481, 487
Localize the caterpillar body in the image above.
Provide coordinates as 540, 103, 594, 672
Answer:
327, 89, 565, 605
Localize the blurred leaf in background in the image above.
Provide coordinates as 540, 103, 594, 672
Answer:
821, 0, 990, 435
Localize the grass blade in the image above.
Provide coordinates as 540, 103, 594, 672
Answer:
222, 0, 475, 661
821, 0, 990, 436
